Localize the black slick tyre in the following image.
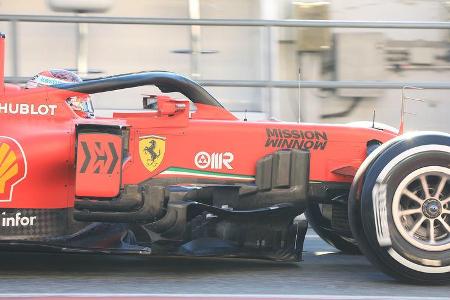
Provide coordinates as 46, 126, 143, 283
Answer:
306, 202, 360, 254
349, 132, 450, 284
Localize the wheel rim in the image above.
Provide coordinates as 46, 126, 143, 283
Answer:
392, 166, 450, 252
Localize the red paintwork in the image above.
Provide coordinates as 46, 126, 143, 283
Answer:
76, 133, 122, 198
0, 36, 398, 210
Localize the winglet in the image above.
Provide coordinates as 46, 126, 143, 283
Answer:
400, 86, 425, 135
400, 86, 406, 135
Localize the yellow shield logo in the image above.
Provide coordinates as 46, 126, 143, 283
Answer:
139, 135, 166, 172
0, 136, 27, 202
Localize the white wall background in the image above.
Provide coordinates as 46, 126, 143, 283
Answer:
0, 0, 449, 131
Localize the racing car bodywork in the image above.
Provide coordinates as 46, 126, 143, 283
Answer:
0, 34, 448, 284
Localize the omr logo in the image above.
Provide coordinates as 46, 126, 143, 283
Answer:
0, 136, 27, 202
194, 151, 234, 170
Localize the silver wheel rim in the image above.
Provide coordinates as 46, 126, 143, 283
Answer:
392, 166, 450, 252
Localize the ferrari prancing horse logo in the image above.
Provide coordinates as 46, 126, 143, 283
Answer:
139, 135, 166, 172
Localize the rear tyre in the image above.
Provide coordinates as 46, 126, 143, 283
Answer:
349, 134, 450, 284
306, 202, 360, 254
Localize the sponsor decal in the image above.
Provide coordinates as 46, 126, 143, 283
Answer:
1, 212, 36, 227
195, 151, 234, 170
78, 138, 119, 174
0, 102, 57, 116
139, 135, 166, 172
265, 128, 328, 151
76, 133, 123, 198
0, 137, 27, 203
372, 182, 392, 247
33, 74, 71, 86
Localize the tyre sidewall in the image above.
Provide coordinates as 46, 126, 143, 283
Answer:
384, 152, 450, 263
360, 134, 450, 283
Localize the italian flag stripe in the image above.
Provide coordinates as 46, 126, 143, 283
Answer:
159, 167, 255, 181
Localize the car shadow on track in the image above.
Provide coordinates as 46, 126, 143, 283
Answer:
0, 250, 300, 275
0, 249, 383, 280
3, 249, 444, 296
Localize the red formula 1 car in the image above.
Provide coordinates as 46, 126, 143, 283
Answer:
0, 34, 449, 284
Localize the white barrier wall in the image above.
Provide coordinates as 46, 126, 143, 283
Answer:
0, 0, 448, 131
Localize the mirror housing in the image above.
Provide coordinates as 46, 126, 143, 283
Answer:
157, 96, 187, 116
142, 95, 158, 110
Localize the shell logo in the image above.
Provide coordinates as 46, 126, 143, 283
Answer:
0, 136, 27, 202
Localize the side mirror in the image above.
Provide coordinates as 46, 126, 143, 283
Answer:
143, 95, 188, 116
158, 100, 186, 116
143, 95, 158, 110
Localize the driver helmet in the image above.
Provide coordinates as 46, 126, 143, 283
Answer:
26, 69, 94, 118
26, 69, 82, 88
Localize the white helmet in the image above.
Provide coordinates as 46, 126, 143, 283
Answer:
27, 69, 94, 118
26, 69, 82, 88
